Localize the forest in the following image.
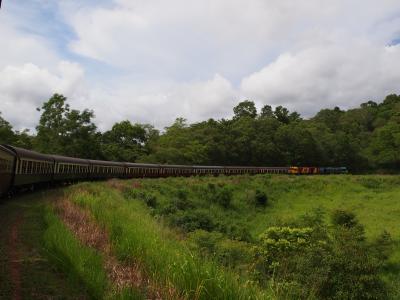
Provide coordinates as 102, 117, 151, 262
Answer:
1, 93, 400, 172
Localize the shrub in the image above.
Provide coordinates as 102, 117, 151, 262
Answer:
188, 230, 223, 255
144, 193, 157, 208
203, 184, 233, 208
255, 213, 388, 300
331, 209, 358, 228
254, 190, 268, 206
215, 239, 252, 268
222, 223, 252, 242
170, 210, 215, 232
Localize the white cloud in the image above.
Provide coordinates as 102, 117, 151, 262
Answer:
0, 17, 59, 70
84, 74, 237, 131
2, 0, 400, 132
0, 62, 86, 130
241, 43, 400, 115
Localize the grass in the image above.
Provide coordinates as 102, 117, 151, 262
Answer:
0, 191, 90, 299
69, 183, 268, 299
114, 174, 400, 298
43, 209, 109, 299
2, 174, 399, 299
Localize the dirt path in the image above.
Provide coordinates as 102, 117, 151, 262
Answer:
8, 213, 23, 300
0, 191, 90, 299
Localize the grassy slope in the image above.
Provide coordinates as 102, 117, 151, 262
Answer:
131, 174, 400, 240
0, 191, 89, 299
69, 184, 266, 299
121, 174, 400, 298
1, 174, 399, 299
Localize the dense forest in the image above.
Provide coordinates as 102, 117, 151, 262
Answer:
1, 93, 400, 172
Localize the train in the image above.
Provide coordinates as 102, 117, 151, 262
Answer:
0, 144, 348, 198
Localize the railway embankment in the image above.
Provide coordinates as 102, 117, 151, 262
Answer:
0, 174, 399, 299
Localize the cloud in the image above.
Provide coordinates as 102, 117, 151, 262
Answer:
241, 43, 400, 115
0, 17, 59, 70
0, 62, 85, 130
2, 0, 400, 132
84, 74, 237, 131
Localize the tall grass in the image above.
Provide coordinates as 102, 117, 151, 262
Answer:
70, 183, 269, 300
43, 209, 109, 299
44, 207, 145, 299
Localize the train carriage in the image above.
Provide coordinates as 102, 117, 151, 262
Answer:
125, 163, 162, 178
88, 160, 126, 179
4, 146, 54, 188
193, 165, 224, 176
0, 145, 16, 197
160, 164, 194, 177
52, 155, 90, 182
0, 144, 349, 199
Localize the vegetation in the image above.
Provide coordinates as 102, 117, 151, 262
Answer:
0, 191, 90, 299
2, 93, 400, 172
1, 175, 399, 299
118, 174, 400, 299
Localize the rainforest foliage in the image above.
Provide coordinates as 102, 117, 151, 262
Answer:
2, 93, 400, 171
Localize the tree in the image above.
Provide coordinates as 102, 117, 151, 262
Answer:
102, 120, 151, 162
367, 121, 400, 169
0, 112, 16, 144
233, 100, 257, 119
260, 105, 274, 118
274, 106, 290, 124
35, 93, 101, 158
14, 129, 34, 149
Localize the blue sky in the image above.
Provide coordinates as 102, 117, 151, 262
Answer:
1, 0, 400, 131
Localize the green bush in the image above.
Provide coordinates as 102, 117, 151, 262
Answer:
331, 209, 358, 228
188, 230, 223, 255
221, 223, 252, 242
254, 190, 268, 206
202, 183, 233, 208
215, 239, 252, 268
255, 212, 389, 300
170, 209, 215, 232
143, 193, 157, 208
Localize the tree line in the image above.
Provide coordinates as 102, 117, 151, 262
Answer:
1, 93, 400, 172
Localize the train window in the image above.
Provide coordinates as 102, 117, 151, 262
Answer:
26, 161, 31, 174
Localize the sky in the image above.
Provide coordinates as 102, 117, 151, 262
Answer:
1, 0, 400, 131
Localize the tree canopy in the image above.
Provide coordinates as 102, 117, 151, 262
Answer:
2, 93, 400, 172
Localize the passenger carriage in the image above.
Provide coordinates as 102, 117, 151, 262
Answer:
0, 145, 16, 197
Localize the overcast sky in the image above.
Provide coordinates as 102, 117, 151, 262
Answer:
1, 0, 400, 131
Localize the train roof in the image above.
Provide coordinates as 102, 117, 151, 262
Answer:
193, 165, 224, 169
125, 162, 161, 168
0, 144, 16, 157
88, 159, 126, 167
223, 166, 290, 169
3, 145, 54, 162
52, 154, 90, 164
160, 164, 194, 169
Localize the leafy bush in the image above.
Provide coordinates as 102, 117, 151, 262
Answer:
221, 223, 253, 242
188, 230, 223, 255
207, 185, 233, 208
124, 189, 158, 208
254, 212, 389, 299
215, 239, 252, 268
143, 193, 157, 208
169, 210, 215, 232
254, 190, 268, 206
188, 230, 252, 270
331, 209, 358, 228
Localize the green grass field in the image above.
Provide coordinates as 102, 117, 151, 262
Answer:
1, 174, 399, 299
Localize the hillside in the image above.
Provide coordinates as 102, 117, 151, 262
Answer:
1, 174, 399, 299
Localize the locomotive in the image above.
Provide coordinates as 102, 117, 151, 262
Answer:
0, 144, 347, 198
